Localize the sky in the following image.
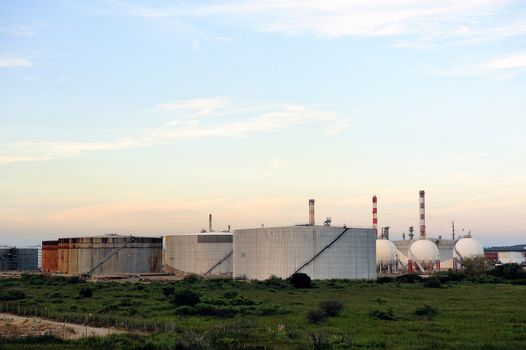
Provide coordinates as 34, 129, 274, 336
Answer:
1, 0, 525, 247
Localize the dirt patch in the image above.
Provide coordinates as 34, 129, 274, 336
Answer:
0, 313, 125, 339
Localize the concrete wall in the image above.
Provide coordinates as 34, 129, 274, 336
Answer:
0, 248, 38, 271
57, 236, 162, 275
233, 226, 376, 280
164, 233, 233, 275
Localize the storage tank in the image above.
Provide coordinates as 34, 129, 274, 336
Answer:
164, 232, 233, 275
409, 239, 440, 271
233, 226, 376, 280
42, 240, 59, 273
0, 247, 39, 271
376, 239, 398, 273
453, 238, 484, 261
57, 235, 162, 276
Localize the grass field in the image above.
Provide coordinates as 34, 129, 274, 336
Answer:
0, 273, 525, 349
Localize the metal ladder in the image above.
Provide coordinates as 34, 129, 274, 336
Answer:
204, 251, 233, 275
290, 227, 350, 277
84, 236, 134, 276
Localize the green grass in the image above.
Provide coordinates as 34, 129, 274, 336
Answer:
1, 274, 525, 349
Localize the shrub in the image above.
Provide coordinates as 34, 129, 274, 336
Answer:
436, 270, 466, 283
0, 288, 26, 301
376, 276, 394, 284
319, 300, 343, 317
264, 275, 288, 288
396, 274, 422, 283
195, 303, 237, 318
183, 274, 202, 284
171, 288, 200, 307
223, 291, 238, 299
309, 333, 332, 350
307, 309, 327, 324
289, 273, 312, 289
414, 304, 438, 320
162, 285, 175, 297
491, 263, 524, 280
423, 276, 442, 288
78, 286, 93, 298
175, 306, 197, 316
370, 308, 396, 321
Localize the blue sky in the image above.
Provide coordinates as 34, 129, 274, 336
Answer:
1, 0, 525, 246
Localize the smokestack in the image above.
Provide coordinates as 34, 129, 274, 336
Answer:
209, 213, 213, 232
372, 195, 378, 238
309, 199, 315, 226
419, 190, 426, 239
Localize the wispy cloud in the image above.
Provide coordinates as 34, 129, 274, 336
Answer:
0, 56, 32, 68
0, 24, 35, 37
432, 50, 526, 78
105, 0, 523, 44
0, 98, 348, 164
249, 158, 282, 179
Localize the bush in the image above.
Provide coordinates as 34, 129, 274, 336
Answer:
309, 333, 332, 350
289, 273, 312, 289
370, 308, 396, 321
0, 288, 26, 301
223, 291, 238, 299
414, 304, 438, 320
264, 275, 288, 288
171, 289, 201, 307
491, 263, 525, 280
307, 309, 327, 324
396, 274, 422, 283
319, 300, 343, 317
175, 306, 197, 316
423, 276, 442, 288
162, 285, 175, 297
436, 270, 466, 283
183, 274, 202, 284
195, 303, 237, 318
376, 276, 395, 284
78, 286, 93, 298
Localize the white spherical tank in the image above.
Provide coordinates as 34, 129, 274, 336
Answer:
376, 239, 398, 265
453, 238, 484, 260
409, 239, 440, 265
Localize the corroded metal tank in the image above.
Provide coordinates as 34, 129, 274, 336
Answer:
42, 240, 59, 273
57, 235, 162, 276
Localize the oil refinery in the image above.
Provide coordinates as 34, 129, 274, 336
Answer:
2, 190, 524, 278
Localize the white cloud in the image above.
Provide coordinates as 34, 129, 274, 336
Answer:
0, 56, 32, 68
482, 52, 526, 70
249, 158, 282, 179
0, 98, 348, 164
108, 0, 522, 43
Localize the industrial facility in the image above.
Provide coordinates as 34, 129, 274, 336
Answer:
0, 246, 38, 271
55, 235, 162, 276
164, 215, 233, 275
233, 200, 377, 280
42, 240, 59, 273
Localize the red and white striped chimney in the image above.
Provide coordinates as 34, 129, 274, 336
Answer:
372, 195, 378, 238
419, 190, 426, 239
309, 199, 315, 226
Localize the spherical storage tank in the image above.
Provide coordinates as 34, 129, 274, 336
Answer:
376, 239, 398, 265
58, 235, 162, 276
164, 233, 233, 275
453, 238, 484, 260
233, 226, 376, 280
409, 239, 439, 266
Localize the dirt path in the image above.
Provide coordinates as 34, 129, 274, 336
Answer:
0, 312, 125, 339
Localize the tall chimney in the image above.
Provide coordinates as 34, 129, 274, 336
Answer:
309, 199, 315, 226
372, 195, 378, 238
419, 190, 426, 239
209, 213, 213, 232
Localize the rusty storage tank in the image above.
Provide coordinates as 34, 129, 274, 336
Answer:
164, 232, 233, 275
42, 240, 59, 273
57, 235, 162, 276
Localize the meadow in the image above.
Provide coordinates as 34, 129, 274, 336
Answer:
0, 271, 525, 350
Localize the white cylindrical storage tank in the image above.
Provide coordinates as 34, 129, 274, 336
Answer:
453, 238, 484, 260
376, 239, 398, 266
164, 233, 233, 275
409, 239, 439, 269
233, 226, 376, 280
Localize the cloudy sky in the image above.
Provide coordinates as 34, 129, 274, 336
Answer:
1, 0, 525, 247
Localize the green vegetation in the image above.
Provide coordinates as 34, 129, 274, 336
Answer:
0, 271, 525, 349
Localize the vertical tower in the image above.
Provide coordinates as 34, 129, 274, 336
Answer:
372, 195, 378, 238
419, 190, 426, 239
309, 199, 315, 226
209, 214, 213, 232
